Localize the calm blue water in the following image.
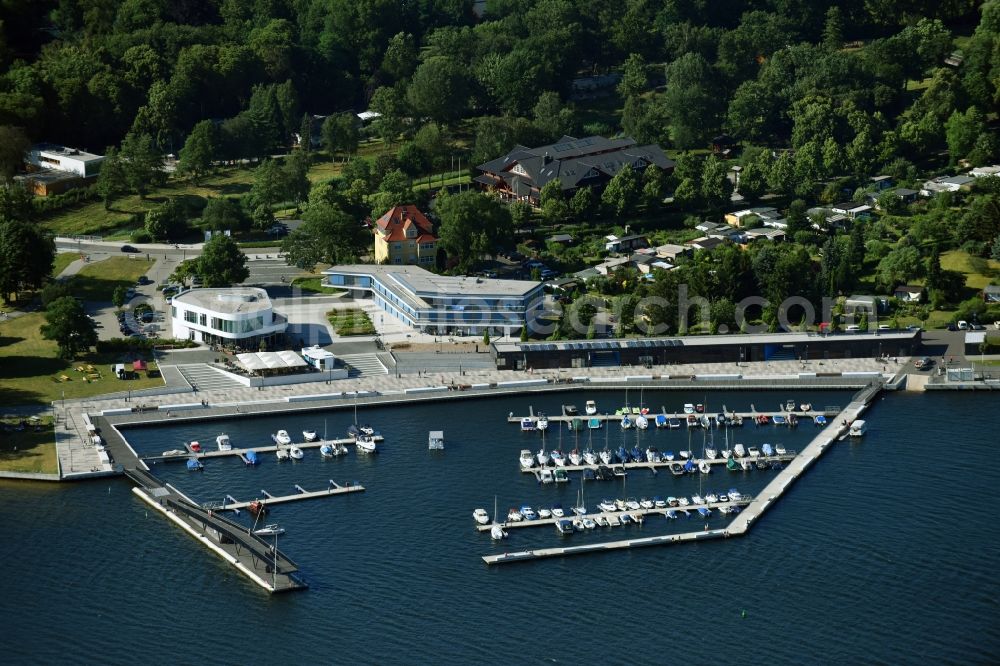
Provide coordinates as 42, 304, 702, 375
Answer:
2, 389, 999, 664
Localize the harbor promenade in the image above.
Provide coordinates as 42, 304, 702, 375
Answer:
55, 356, 899, 478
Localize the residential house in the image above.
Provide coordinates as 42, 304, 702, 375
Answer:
687, 236, 727, 251
725, 207, 779, 227
893, 285, 924, 303
604, 234, 648, 254
869, 175, 893, 191
292, 114, 327, 148
970, 165, 1000, 179
845, 294, 889, 316
983, 285, 1000, 304
373, 205, 438, 267
831, 202, 873, 219
743, 228, 786, 243
654, 244, 691, 261
17, 143, 104, 196
920, 175, 974, 196
475, 135, 674, 206
807, 207, 851, 230
867, 187, 919, 209
547, 233, 574, 245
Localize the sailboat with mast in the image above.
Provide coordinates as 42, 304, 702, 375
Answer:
490, 496, 507, 540
569, 427, 582, 465
536, 428, 550, 467
599, 419, 613, 465
583, 428, 598, 465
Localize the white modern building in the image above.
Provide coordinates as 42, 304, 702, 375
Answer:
26, 144, 104, 177
170, 288, 287, 349
323, 265, 544, 337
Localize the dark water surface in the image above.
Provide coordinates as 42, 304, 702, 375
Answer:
2, 390, 998, 664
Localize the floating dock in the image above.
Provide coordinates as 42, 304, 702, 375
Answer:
207, 480, 364, 511
144, 435, 384, 463
483, 383, 880, 564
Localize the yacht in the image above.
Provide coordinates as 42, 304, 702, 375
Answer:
699, 460, 711, 474
683, 404, 695, 414
761, 443, 775, 456
635, 415, 648, 430
583, 449, 598, 465
849, 420, 868, 437
620, 415, 633, 430
253, 524, 284, 537
538, 508, 552, 519
288, 445, 304, 460
775, 445, 787, 455
520, 418, 536, 431
273, 430, 292, 446
550, 449, 566, 467
664, 451, 675, 461
536, 446, 550, 467
519, 506, 538, 521
356, 434, 377, 454
490, 524, 507, 540
733, 444, 747, 458
740, 458, 753, 470
645, 447, 660, 463
582, 517, 597, 529
552, 504, 566, 518
639, 498, 654, 509
519, 449, 536, 469
705, 493, 719, 503
585, 400, 598, 415
276, 447, 290, 461
506, 508, 523, 522
536, 413, 549, 431
568, 449, 583, 466
302, 429, 318, 442
705, 446, 718, 459
473, 508, 490, 525
320, 442, 347, 457
598, 449, 613, 465
216, 434, 232, 451
598, 499, 617, 513
655, 414, 668, 428
691, 494, 704, 505
539, 468, 554, 484
747, 446, 761, 459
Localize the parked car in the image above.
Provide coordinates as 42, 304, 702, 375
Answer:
946, 323, 958, 331
137, 276, 152, 285
120, 245, 139, 253
914, 357, 934, 370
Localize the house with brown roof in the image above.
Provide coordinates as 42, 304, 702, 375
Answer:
373, 205, 437, 267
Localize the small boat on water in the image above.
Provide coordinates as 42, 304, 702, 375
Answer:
188, 441, 202, 453
635, 415, 648, 430
655, 414, 668, 428
582, 517, 596, 529
747, 446, 760, 459
520, 449, 535, 469
683, 404, 695, 414
585, 400, 598, 415
620, 415, 633, 430
727, 456, 739, 471
186, 458, 203, 471
699, 460, 711, 474
800, 403, 812, 412
568, 449, 582, 466
244, 450, 258, 465
564, 405, 579, 416
599, 449, 612, 465
687, 415, 699, 428
536, 445, 550, 467
320, 442, 347, 457
506, 509, 523, 522
849, 420, 867, 437
785, 400, 797, 412
555, 519, 574, 534
538, 507, 552, 519
473, 508, 490, 525
520, 418, 536, 431
698, 507, 711, 518
216, 434, 232, 451
740, 458, 752, 470
761, 443, 774, 456
490, 524, 507, 540
775, 445, 787, 455
733, 444, 746, 457
356, 434, 377, 454
705, 447, 718, 459
247, 500, 267, 517
253, 524, 284, 537
550, 449, 566, 466
554, 468, 570, 483
772, 415, 787, 426
668, 418, 681, 429
583, 449, 598, 465
664, 451, 675, 461
692, 493, 703, 505
520, 505, 538, 520
276, 447, 289, 461
273, 430, 292, 446
814, 415, 828, 426
705, 493, 718, 503
428, 430, 444, 451
288, 445, 304, 460
645, 447, 660, 463
162, 449, 187, 457
695, 404, 705, 413
588, 417, 602, 430
302, 430, 318, 442
539, 468, 554, 484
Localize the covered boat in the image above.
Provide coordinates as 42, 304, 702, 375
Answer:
186, 458, 203, 471
655, 414, 668, 428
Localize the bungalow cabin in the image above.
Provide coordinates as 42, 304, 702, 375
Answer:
654, 244, 691, 261
869, 175, 893, 191
762, 217, 789, 230
695, 221, 724, 233
844, 294, 889, 316
983, 285, 1000, 304
651, 260, 675, 271
687, 236, 727, 251
920, 175, 974, 197
547, 233, 574, 245
970, 165, 1000, 179
630, 253, 657, 274
894, 285, 924, 303
604, 234, 648, 254
743, 228, 786, 243
594, 256, 632, 276
725, 207, 779, 228
831, 202, 873, 220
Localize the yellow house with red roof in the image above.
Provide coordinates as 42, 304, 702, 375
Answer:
373, 205, 438, 266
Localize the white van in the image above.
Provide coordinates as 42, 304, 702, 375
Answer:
846, 325, 861, 332
957, 320, 969, 330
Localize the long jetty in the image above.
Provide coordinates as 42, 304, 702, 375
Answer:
509, 406, 838, 425
477, 499, 751, 532
209, 480, 364, 511
522, 454, 795, 479
483, 383, 881, 565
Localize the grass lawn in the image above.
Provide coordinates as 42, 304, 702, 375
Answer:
51, 252, 79, 278
0, 415, 57, 474
327, 308, 375, 336
66, 256, 154, 302
0, 312, 165, 406
292, 276, 344, 295
940, 249, 1000, 291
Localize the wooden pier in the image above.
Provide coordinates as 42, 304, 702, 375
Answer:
208, 480, 365, 511
477, 498, 751, 532
483, 384, 881, 565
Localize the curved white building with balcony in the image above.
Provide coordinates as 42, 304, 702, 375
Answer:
170, 288, 287, 349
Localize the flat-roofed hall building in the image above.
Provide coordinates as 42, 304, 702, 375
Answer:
170, 288, 287, 349
324, 264, 543, 337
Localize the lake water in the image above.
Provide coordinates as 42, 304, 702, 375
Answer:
2, 389, 998, 664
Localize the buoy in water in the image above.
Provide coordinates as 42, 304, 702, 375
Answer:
741, 609, 747, 619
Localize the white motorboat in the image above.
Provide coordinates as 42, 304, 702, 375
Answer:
699, 460, 711, 474
625, 498, 641, 511
683, 403, 695, 414
585, 400, 598, 415
849, 420, 867, 437
550, 450, 566, 467
691, 494, 704, 504
519, 449, 536, 469
775, 445, 787, 455
583, 449, 598, 465
734, 444, 746, 457
428, 430, 444, 450
677, 497, 690, 506
538, 508, 552, 519
216, 434, 232, 451
519, 506, 537, 520
536, 446, 550, 467
598, 449, 612, 465
273, 430, 292, 446
582, 517, 596, 529
253, 524, 284, 537
639, 498, 654, 509
747, 446, 760, 458
645, 447, 660, 463
506, 508, 523, 522
706, 493, 719, 503
537, 413, 549, 431
302, 430, 318, 442
740, 458, 753, 470
635, 415, 648, 430
520, 418, 536, 431
276, 447, 290, 461
679, 450, 691, 459
162, 449, 187, 457
539, 468, 554, 484
721, 449, 732, 458
473, 508, 490, 525
705, 447, 718, 459
598, 499, 617, 513
490, 524, 507, 540
320, 442, 347, 457
358, 424, 375, 436
551, 504, 566, 518
356, 434, 377, 454
568, 449, 583, 466
289, 445, 304, 460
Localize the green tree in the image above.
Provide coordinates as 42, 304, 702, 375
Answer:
532, 92, 575, 141
436, 191, 513, 272
144, 199, 187, 241
945, 107, 986, 164
0, 217, 55, 301
0, 125, 30, 183
112, 285, 127, 309
662, 53, 717, 149
282, 150, 311, 205
737, 159, 768, 200
822, 6, 843, 51
369, 169, 414, 219
618, 53, 647, 99
875, 246, 923, 291
41, 296, 96, 359
786, 199, 811, 236
202, 197, 249, 232
602, 167, 640, 216
196, 234, 248, 287
992, 234, 1000, 261
369, 85, 406, 144
413, 122, 450, 171
406, 56, 470, 124
641, 165, 668, 207
247, 159, 286, 216
540, 180, 569, 223
95, 147, 128, 210
283, 202, 366, 268
178, 120, 219, 182
321, 113, 360, 161
700, 155, 732, 208
120, 131, 164, 197
41, 281, 72, 307
767, 152, 795, 195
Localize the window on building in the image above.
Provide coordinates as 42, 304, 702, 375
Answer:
171, 306, 177, 319
184, 310, 197, 324
199, 313, 207, 326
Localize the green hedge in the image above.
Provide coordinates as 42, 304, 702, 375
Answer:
95, 337, 198, 353
33, 185, 101, 215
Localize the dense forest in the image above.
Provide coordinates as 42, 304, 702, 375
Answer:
1, 0, 1000, 336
